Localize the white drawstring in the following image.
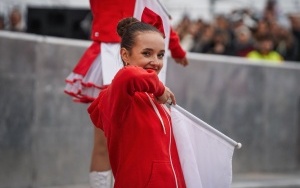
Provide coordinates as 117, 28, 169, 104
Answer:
161, 104, 179, 188
146, 93, 166, 134
161, 104, 171, 115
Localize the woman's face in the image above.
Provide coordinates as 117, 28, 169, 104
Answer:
121, 31, 165, 74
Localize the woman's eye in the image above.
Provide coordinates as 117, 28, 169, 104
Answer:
142, 52, 151, 56
158, 53, 165, 59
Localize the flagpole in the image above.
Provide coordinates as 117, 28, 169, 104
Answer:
172, 105, 242, 149
156, 0, 172, 19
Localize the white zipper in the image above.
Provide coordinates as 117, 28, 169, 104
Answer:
145, 93, 179, 188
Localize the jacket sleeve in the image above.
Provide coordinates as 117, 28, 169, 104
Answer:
87, 96, 103, 129
108, 66, 164, 116
87, 66, 165, 129
111, 66, 165, 97
168, 27, 186, 59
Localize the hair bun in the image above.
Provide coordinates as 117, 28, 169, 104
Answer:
117, 17, 140, 37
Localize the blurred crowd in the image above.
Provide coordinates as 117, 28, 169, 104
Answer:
175, 0, 300, 63
1, 1, 300, 63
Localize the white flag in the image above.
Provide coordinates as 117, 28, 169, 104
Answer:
171, 105, 241, 188
133, 0, 171, 84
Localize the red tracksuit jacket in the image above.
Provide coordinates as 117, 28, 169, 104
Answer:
88, 66, 186, 188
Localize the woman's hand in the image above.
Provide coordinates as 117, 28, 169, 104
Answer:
156, 86, 176, 105
174, 57, 189, 67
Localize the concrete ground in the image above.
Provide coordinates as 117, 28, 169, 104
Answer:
232, 172, 300, 188
43, 172, 300, 188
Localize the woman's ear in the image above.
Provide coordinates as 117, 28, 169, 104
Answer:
120, 47, 130, 66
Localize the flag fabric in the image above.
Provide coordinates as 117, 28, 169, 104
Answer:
133, 0, 171, 84
171, 105, 240, 188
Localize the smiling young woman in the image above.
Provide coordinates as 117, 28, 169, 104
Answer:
64, 1, 188, 187
88, 17, 185, 188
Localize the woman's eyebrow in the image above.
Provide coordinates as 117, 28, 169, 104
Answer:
143, 48, 154, 51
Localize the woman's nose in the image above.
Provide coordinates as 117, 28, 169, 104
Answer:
150, 57, 160, 65
150, 60, 159, 67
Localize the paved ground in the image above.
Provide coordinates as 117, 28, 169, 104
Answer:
44, 172, 300, 188
232, 172, 300, 188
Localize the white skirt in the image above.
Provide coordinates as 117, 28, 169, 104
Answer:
64, 42, 123, 103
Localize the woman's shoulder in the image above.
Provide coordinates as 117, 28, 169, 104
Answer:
118, 66, 144, 73
114, 66, 153, 80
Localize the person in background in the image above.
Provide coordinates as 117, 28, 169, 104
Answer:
232, 25, 254, 57
64, 0, 189, 187
0, 14, 5, 30
289, 14, 300, 62
88, 17, 186, 188
262, 0, 290, 29
270, 22, 299, 61
190, 24, 215, 53
208, 29, 233, 55
252, 19, 270, 40
246, 35, 283, 63
179, 19, 203, 51
174, 14, 191, 41
7, 7, 26, 32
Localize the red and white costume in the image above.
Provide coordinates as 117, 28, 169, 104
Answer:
88, 66, 186, 187
64, 0, 186, 103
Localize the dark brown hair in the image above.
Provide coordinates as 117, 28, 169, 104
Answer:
117, 17, 162, 54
